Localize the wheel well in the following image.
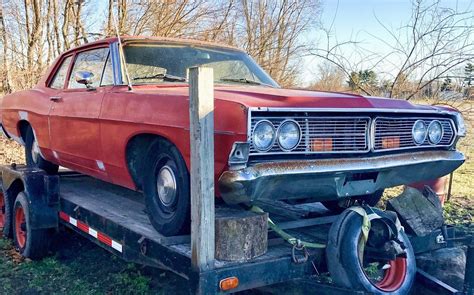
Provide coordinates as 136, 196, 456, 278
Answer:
18, 120, 31, 142
126, 134, 168, 191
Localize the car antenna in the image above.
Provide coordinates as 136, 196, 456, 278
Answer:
112, 0, 133, 91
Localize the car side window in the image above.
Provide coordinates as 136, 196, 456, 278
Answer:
49, 56, 72, 89
100, 53, 114, 86
68, 47, 109, 89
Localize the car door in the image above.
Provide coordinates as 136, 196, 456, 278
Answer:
49, 46, 112, 176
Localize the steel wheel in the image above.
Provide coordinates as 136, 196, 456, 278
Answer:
361, 245, 408, 292
15, 205, 27, 249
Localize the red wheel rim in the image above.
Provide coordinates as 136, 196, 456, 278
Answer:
15, 206, 27, 249
0, 193, 5, 229
375, 257, 407, 291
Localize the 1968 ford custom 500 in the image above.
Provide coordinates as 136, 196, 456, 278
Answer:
0, 37, 466, 236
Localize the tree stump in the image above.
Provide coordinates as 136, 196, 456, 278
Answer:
215, 208, 268, 262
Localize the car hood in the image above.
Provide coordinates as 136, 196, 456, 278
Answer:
134, 84, 448, 112
213, 85, 440, 112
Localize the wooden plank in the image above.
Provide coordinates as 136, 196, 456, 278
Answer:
189, 67, 215, 271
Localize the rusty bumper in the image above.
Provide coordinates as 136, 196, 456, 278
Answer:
218, 150, 465, 204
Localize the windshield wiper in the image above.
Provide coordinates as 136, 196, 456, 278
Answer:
219, 78, 272, 87
133, 73, 187, 82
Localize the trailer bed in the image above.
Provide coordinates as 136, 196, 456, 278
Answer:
57, 172, 336, 292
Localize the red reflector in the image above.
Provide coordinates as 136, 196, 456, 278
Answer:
311, 138, 333, 151
220, 277, 239, 291
382, 136, 400, 149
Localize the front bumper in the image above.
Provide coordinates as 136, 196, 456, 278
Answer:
218, 150, 465, 204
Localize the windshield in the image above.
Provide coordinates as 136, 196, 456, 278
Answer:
123, 43, 279, 87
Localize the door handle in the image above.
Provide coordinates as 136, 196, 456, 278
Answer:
50, 96, 62, 102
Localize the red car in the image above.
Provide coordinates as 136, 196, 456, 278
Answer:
0, 37, 466, 236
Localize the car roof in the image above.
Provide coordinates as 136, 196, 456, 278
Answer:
63, 36, 244, 54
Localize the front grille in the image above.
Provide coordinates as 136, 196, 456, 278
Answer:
373, 117, 455, 151
249, 116, 370, 155
249, 112, 458, 156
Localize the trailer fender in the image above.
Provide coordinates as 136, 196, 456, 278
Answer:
1, 166, 59, 231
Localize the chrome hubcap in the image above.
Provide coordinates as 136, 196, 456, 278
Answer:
157, 165, 177, 206
31, 139, 40, 164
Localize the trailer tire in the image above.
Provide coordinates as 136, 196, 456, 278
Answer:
143, 139, 190, 236
12, 192, 50, 259
326, 210, 416, 294
322, 190, 384, 213
1, 187, 15, 238
25, 126, 59, 174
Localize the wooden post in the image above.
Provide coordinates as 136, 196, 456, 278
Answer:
189, 67, 215, 271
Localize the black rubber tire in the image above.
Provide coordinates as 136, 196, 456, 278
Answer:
326, 210, 416, 294
12, 192, 50, 259
143, 139, 190, 236
0, 189, 7, 237
322, 190, 384, 213
1, 186, 14, 238
25, 126, 59, 174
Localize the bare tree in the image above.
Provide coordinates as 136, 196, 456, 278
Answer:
311, 0, 474, 100
0, 0, 11, 93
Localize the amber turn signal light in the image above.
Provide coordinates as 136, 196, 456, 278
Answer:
311, 138, 333, 152
219, 277, 239, 291
382, 136, 400, 149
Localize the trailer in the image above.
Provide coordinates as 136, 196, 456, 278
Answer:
0, 164, 472, 294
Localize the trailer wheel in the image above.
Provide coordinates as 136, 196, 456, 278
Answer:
12, 192, 49, 259
326, 210, 415, 294
143, 139, 190, 236
25, 126, 59, 174
322, 190, 384, 213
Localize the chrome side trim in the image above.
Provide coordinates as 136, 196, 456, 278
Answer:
249, 106, 460, 115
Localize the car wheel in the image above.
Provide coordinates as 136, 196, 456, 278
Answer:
143, 139, 190, 236
321, 190, 384, 213
25, 126, 59, 174
13, 192, 50, 259
326, 210, 416, 294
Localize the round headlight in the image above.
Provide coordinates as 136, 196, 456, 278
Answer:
428, 120, 443, 144
252, 120, 276, 151
412, 120, 427, 145
277, 120, 301, 151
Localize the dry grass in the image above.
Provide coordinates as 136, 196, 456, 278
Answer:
0, 138, 25, 165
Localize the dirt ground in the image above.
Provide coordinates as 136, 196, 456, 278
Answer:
0, 101, 472, 294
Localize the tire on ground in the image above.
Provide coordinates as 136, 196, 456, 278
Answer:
321, 190, 384, 213
25, 126, 59, 174
12, 192, 50, 259
326, 209, 416, 294
142, 139, 190, 236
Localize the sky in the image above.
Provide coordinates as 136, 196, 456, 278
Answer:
301, 0, 474, 85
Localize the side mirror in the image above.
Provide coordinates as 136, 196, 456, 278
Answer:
75, 71, 94, 88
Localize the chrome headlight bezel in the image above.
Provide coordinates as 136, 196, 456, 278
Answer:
412, 120, 427, 145
427, 120, 444, 144
277, 119, 302, 151
252, 120, 276, 152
